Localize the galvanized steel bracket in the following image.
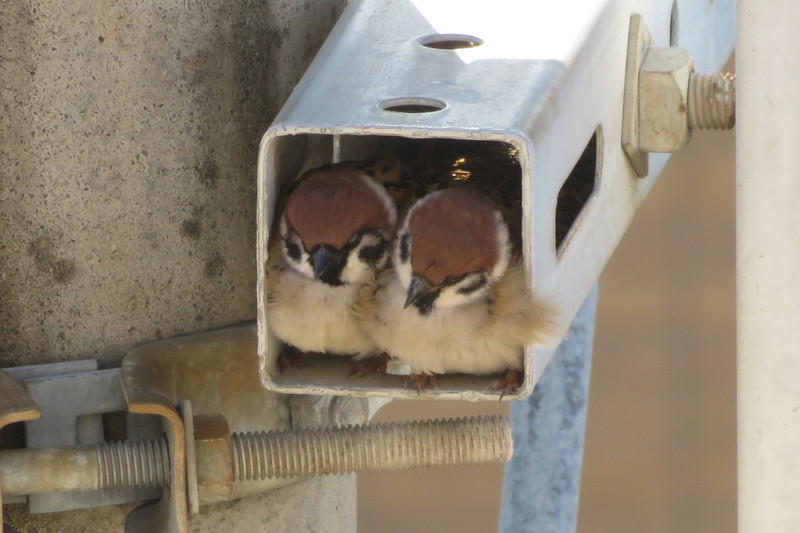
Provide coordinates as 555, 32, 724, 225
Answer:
0, 361, 163, 515
22, 366, 162, 514
257, 0, 646, 401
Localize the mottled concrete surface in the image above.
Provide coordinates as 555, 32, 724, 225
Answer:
0, 0, 344, 367
1, 1, 353, 531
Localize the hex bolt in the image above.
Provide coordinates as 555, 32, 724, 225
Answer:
622, 13, 737, 176
232, 415, 513, 480
0, 415, 512, 497
688, 72, 736, 130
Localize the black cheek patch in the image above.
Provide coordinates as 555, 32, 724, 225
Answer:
319, 271, 345, 287
285, 240, 302, 261
359, 243, 386, 265
413, 289, 440, 316
399, 233, 410, 263
457, 277, 487, 295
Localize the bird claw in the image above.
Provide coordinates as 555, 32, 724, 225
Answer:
277, 346, 312, 373
406, 372, 438, 394
488, 369, 523, 400
348, 353, 391, 378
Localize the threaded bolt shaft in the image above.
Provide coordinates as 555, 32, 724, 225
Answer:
231, 415, 513, 481
688, 72, 736, 130
96, 438, 171, 489
0, 416, 512, 496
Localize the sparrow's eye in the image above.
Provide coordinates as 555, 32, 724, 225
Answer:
286, 242, 301, 261
443, 273, 468, 286
359, 242, 386, 264
283, 233, 304, 262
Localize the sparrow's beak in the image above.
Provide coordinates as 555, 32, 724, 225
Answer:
311, 244, 344, 282
404, 276, 435, 309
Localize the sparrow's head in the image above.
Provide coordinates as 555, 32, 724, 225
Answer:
280, 166, 397, 286
394, 188, 511, 315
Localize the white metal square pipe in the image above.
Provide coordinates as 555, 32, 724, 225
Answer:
257, 0, 734, 401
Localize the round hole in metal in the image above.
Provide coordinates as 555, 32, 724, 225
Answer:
418, 34, 484, 50
379, 97, 446, 114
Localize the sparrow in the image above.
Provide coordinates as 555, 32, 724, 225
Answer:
359, 188, 559, 394
266, 160, 402, 371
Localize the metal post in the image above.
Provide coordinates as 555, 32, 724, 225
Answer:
737, 2, 800, 532
499, 286, 597, 533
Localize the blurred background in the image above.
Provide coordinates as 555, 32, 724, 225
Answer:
358, 64, 736, 532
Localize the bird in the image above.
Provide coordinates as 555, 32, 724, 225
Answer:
266, 159, 405, 373
358, 187, 560, 394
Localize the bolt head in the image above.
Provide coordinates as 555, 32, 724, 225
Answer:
638, 47, 694, 153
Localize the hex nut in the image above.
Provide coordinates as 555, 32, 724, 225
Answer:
193, 414, 234, 504
638, 47, 695, 153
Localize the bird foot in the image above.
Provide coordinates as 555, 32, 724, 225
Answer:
488, 369, 523, 400
277, 346, 312, 373
406, 372, 438, 394
348, 353, 391, 378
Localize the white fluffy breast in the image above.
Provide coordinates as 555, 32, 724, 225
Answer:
365, 275, 521, 375
363, 263, 559, 375
267, 267, 378, 357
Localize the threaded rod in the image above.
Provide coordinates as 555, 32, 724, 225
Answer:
231, 415, 513, 481
0, 416, 512, 496
688, 72, 736, 130
97, 438, 171, 489
0, 438, 170, 495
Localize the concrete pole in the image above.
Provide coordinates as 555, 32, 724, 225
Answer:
499, 286, 597, 533
0, 1, 358, 532
737, 2, 800, 532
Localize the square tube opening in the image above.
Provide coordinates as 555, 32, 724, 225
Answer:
261, 133, 531, 400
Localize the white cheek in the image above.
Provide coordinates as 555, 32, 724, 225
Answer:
435, 284, 488, 308
341, 235, 389, 284
283, 246, 314, 278
393, 225, 412, 290
490, 213, 511, 282
340, 251, 370, 284
394, 252, 413, 291
289, 258, 314, 278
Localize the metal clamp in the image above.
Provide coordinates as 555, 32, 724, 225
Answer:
0, 324, 514, 532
